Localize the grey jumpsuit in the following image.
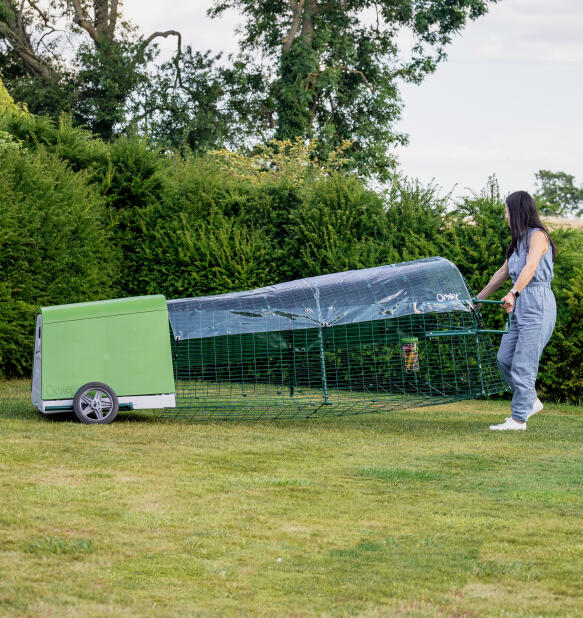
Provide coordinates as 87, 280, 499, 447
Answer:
497, 227, 556, 422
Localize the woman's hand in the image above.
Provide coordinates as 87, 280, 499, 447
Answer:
501, 291, 515, 313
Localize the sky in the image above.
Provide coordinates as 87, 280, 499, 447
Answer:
122, 0, 583, 199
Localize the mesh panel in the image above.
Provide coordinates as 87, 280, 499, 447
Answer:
162, 258, 509, 421
162, 312, 507, 420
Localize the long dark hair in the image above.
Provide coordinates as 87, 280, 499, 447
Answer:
505, 191, 557, 261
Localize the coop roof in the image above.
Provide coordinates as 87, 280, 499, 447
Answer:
167, 257, 473, 340
42, 295, 167, 324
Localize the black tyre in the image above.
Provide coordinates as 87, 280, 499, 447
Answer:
73, 382, 119, 424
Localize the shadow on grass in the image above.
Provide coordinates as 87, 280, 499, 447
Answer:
0, 401, 160, 425
1, 405, 488, 433
2, 394, 578, 435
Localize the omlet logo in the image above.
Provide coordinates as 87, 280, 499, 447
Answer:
436, 292, 460, 302
46, 384, 75, 396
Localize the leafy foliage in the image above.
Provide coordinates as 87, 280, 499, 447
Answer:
0, 73, 21, 114
106, 154, 583, 403
537, 228, 583, 404
74, 38, 150, 140
0, 111, 580, 403
0, 148, 117, 376
130, 47, 271, 154
99, 135, 167, 295
0, 1, 179, 138
534, 170, 583, 217
440, 177, 510, 325
2, 1, 500, 168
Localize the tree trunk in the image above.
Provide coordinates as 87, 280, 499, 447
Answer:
93, 0, 118, 42
276, 0, 318, 139
283, 0, 304, 54
17, 46, 59, 80
70, 0, 117, 44
0, 7, 59, 81
301, 0, 316, 46
94, 0, 109, 40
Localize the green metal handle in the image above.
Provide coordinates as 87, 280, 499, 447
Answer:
472, 299, 504, 305
425, 298, 512, 338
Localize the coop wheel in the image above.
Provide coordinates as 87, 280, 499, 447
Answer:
73, 382, 119, 424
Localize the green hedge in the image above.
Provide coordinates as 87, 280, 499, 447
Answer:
0, 148, 117, 377
537, 228, 583, 403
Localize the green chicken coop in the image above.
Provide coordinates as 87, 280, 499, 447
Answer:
31, 295, 175, 424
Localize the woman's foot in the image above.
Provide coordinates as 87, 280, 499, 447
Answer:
504, 398, 543, 423
489, 418, 526, 431
527, 398, 543, 419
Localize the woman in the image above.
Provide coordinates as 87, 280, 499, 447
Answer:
477, 190, 557, 431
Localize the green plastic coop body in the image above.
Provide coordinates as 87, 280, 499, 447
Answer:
31, 295, 175, 414
164, 257, 509, 421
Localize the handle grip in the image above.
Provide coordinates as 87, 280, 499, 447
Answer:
471, 298, 504, 305
425, 298, 512, 338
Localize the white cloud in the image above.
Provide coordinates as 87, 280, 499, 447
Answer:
451, 0, 583, 63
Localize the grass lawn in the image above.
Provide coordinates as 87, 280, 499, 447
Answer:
1, 380, 582, 617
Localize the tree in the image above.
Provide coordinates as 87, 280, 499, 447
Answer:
128, 47, 270, 153
3, 1, 500, 161
0, 0, 181, 138
534, 170, 583, 217
209, 0, 499, 180
0, 0, 61, 81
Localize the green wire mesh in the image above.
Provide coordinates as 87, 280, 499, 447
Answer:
161, 258, 510, 421
163, 312, 507, 420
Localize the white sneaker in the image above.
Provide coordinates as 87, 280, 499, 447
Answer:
504, 398, 544, 423
489, 418, 526, 431
527, 398, 543, 420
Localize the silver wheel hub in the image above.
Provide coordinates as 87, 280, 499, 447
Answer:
80, 389, 112, 419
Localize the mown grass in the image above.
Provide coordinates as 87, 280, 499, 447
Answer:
1, 379, 582, 617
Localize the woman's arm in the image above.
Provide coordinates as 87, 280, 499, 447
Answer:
477, 260, 509, 300
500, 230, 549, 313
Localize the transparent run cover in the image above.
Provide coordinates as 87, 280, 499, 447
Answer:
167, 257, 472, 341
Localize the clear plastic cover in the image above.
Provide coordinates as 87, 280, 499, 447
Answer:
167, 257, 473, 341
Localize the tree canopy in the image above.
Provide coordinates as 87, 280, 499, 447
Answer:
208, 0, 499, 179
534, 170, 583, 217
0, 0, 181, 138
2, 0, 499, 174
